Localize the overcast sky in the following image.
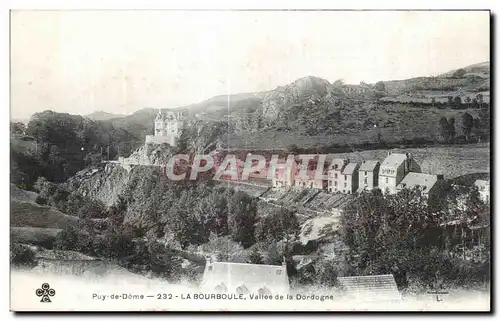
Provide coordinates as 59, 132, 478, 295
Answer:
11, 10, 490, 119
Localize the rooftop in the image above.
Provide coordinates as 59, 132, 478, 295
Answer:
397, 172, 440, 193
380, 153, 407, 169
329, 158, 348, 171
342, 162, 359, 175
338, 274, 401, 302
359, 160, 380, 172
474, 179, 490, 187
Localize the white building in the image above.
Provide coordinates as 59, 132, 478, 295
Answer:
358, 160, 380, 192
201, 258, 289, 295
474, 179, 490, 203
341, 162, 360, 194
396, 172, 443, 198
328, 159, 349, 193
145, 110, 185, 147
379, 152, 421, 195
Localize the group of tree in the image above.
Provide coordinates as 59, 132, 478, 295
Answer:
341, 187, 490, 288
439, 110, 490, 143
11, 111, 144, 189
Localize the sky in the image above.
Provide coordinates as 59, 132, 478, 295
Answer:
10, 10, 490, 119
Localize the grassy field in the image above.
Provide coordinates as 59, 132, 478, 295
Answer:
325, 143, 490, 179
10, 227, 61, 247
10, 200, 79, 229
226, 105, 485, 150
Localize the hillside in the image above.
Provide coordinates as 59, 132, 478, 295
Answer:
11, 184, 38, 203
86, 111, 126, 121
178, 91, 267, 120
10, 200, 79, 229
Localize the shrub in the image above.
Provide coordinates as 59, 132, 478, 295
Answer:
54, 226, 79, 251
10, 243, 37, 267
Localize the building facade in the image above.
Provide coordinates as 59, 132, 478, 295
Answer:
272, 161, 298, 188
341, 162, 360, 194
358, 160, 380, 192
201, 258, 289, 295
378, 153, 420, 195
396, 172, 443, 199
328, 159, 349, 193
145, 110, 185, 147
474, 179, 490, 203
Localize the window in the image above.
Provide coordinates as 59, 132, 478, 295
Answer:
276, 270, 282, 275
334, 173, 338, 179
344, 175, 347, 180
335, 181, 338, 187
385, 177, 388, 184
236, 285, 250, 295
208, 266, 213, 271
215, 283, 228, 293
364, 177, 368, 184
258, 287, 272, 296
364, 171, 367, 176
344, 182, 347, 188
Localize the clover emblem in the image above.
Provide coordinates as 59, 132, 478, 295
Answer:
36, 283, 55, 303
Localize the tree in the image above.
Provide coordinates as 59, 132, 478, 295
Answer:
332, 79, 344, 87
461, 112, 474, 141
374, 81, 386, 92
476, 94, 484, 108
447, 96, 453, 107
452, 68, 466, 78
54, 226, 80, 250
228, 191, 258, 248
10, 243, 36, 267
439, 117, 450, 141
167, 189, 209, 249
265, 242, 283, 265
287, 144, 301, 155
10, 122, 26, 135
464, 96, 472, 109
255, 207, 300, 245
341, 188, 443, 287
448, 117, 456, 142
249, 248, 263, 264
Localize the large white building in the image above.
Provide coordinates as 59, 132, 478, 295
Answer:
378, 152, 421, 195
201, 257, 289, 295
145, 110, 185, 147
